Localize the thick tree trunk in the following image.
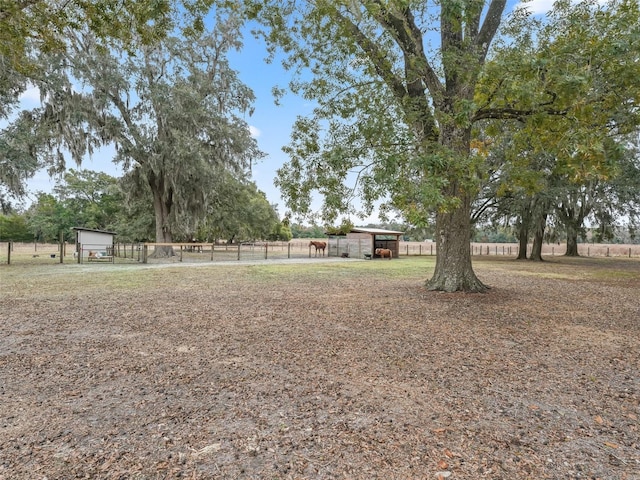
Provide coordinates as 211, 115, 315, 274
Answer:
426, 124, 487, 292
516, 222, 528, 260
530, 211, 547, 262
151, 181, 175, 258
530, 230, 544, 262
427, 191, 487, 292
565, 223, 580, 257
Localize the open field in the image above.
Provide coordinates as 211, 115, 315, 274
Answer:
1, 257, 639, 479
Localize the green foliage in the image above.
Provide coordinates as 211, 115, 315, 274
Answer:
52, 169, 123, 230
198, 177, 281, 242
479, 0, 640, 180
268, 222, 293, 241
0, 213, 31, 241
473, 227, 516, 243
470, 0, 640, 255
0, 0, 178, 78
0, 110, 46, 197
24, 193, 69, 242
325, 219, 354, 236
0, 1, 240, 201
289, 224, 326, 238
27, 9, 261, 244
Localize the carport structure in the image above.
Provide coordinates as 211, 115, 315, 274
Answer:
327, 227, 404, 259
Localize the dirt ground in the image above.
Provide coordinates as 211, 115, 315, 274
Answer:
1, 257, 639, 479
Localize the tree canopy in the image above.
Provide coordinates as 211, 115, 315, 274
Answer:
245, 0, 640, 291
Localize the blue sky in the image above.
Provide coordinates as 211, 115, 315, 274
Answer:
22, 0, 550, 222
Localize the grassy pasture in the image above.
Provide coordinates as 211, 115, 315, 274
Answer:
1, 256, 639, 479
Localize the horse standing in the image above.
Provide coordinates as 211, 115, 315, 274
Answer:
309, 241, 327, 257
375, 248, 393, 259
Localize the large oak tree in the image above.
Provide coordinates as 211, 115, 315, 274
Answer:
30, 11, 261, 252
247, 0, 639, 291
247, 0, 508, 291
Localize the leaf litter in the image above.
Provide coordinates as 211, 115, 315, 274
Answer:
0, 257, 639, 479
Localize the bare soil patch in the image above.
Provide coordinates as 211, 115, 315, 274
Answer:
1, 257, 639, 479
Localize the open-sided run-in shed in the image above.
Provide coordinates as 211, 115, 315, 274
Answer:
327, 227, 404, 259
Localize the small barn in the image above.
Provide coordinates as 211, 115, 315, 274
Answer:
327, 227, 404, 259
73, 227, 116, 262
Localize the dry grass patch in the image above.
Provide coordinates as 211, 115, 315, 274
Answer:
1, 257, 639, 479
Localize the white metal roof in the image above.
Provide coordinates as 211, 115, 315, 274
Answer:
72, 227, 117, 235
350, 227, 404, 235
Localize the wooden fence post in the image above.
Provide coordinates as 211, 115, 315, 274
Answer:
7, 241, 11, 264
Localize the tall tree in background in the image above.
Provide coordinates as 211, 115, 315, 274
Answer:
53, 169, 123, 231
0, 0, 212, 201
35, 10, 261, 254
478, 0, 640, 257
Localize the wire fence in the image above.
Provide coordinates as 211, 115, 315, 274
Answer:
2, 240, 639, 265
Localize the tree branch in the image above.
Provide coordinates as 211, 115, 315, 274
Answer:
475, 0, 508, 61
472, 106, 568, 122
333, 10, 407, 101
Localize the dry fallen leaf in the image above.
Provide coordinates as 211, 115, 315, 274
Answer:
444, 448, 454, 458
604, 442, 619, 449
594, 415, 604, 424
437, 460, 449, 469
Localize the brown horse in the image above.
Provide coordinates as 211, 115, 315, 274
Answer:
375, 248, 393, 259
309, 241, 327, 257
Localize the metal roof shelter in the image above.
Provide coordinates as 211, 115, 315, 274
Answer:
327, 227, 404, 259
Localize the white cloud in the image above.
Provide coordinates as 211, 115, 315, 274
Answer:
249, 125, 261, 138
19, 85, 41, 103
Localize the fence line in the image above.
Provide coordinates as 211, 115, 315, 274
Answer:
1, 240, 639, 265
